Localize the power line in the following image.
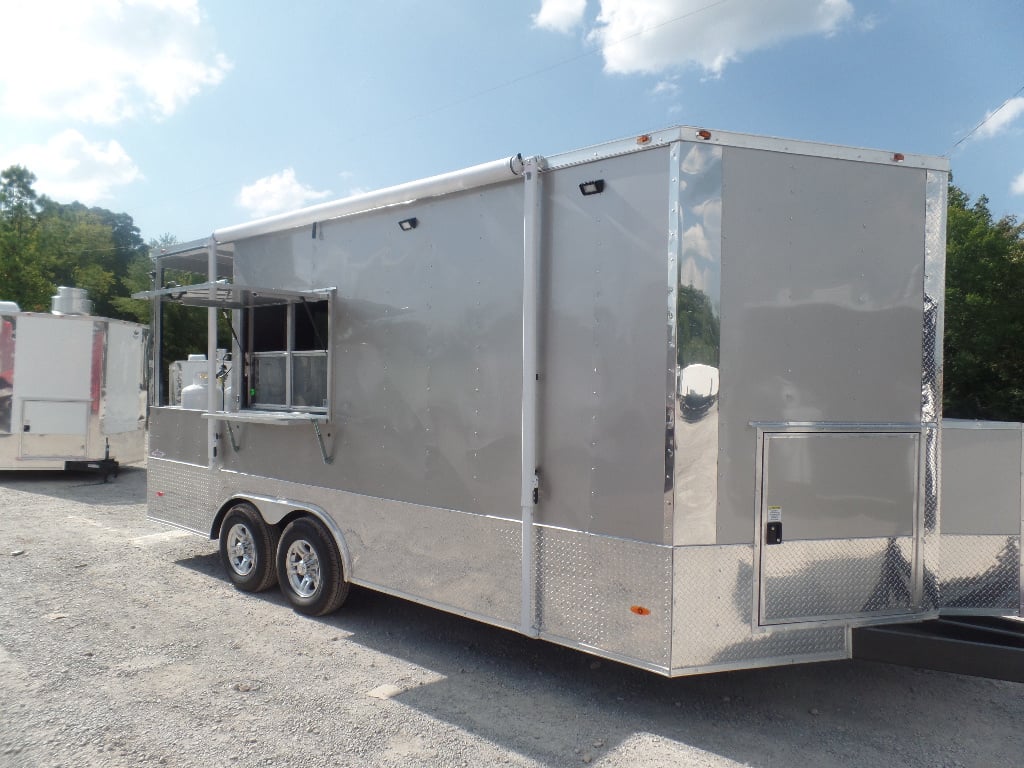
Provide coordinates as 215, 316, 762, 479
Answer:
946, 81, 1024, 156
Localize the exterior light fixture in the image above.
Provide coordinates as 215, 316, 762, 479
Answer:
579, 180, 605, 196
398, 217, 418, 231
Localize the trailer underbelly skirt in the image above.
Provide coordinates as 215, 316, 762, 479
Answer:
148, 457, 858, 675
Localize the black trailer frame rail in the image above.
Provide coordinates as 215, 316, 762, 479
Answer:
852, 616, 1024, 683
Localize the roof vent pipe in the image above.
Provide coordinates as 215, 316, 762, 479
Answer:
51, 286, 92, 316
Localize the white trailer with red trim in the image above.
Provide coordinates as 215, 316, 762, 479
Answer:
0, 288, 147, 477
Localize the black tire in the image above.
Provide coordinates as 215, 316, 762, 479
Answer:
276, 517, 349, 617
219, 502, 280, 593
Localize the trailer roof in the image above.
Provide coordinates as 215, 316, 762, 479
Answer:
161, 126, 950, 252
543, 125, 950, 172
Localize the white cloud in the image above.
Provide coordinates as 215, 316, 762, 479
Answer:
974, 97, 1024, 141
0, 0, 231, 124
582, 0, 854, 76
1011, 169, 1024, 196
652, 78, 680, 96
237, 169, 332, 219
534, 0, 588, 33
0, 130, 142, 204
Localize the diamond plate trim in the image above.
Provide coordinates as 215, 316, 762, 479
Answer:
921, 426, 941, 610
672, 545, 846, 670
940, 534, 1021, 612
922, 170, 946, 424
761, 537, 915, 624
147, 458, 221, 535
536, 526, 673, 668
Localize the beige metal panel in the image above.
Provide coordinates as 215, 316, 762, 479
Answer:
761, 432, 919, 541
718, 149, 928, 545
941, 421, 1022, 536
538, 146, 671, 543
230, 182, 525, 520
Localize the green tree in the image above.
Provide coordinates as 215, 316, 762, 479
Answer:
0, 166, 150, 317
676, 284, 719, 368
943, 184, 1024, 420
35, 201, 117, 307
0, 165, 40, 225
0, 166, 51, 308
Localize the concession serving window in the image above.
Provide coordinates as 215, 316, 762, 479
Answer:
135, 280, 335, 420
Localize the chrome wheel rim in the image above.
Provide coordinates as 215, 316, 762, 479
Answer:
226, 522, 256, 576
285, 539, 320, 598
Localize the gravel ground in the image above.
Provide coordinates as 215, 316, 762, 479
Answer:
1, 464, 1022, 768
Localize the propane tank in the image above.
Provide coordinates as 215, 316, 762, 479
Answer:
180, 371, 209, 410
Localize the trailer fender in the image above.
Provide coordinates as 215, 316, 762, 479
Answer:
212, 494, 353, 583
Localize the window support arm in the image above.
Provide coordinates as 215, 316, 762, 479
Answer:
312, 418, 333, 465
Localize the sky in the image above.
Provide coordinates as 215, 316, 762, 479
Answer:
0, 0, 1022, 245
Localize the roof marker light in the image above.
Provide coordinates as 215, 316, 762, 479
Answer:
636, 134, 652, 145
893, 153, 905, 163
697, 129, 712, 141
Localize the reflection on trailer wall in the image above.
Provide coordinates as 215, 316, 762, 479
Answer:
672, 142, 723, 547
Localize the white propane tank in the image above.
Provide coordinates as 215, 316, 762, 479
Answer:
180, 372, 209, 410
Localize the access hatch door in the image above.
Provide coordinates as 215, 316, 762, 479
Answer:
757, 430, 922, 627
